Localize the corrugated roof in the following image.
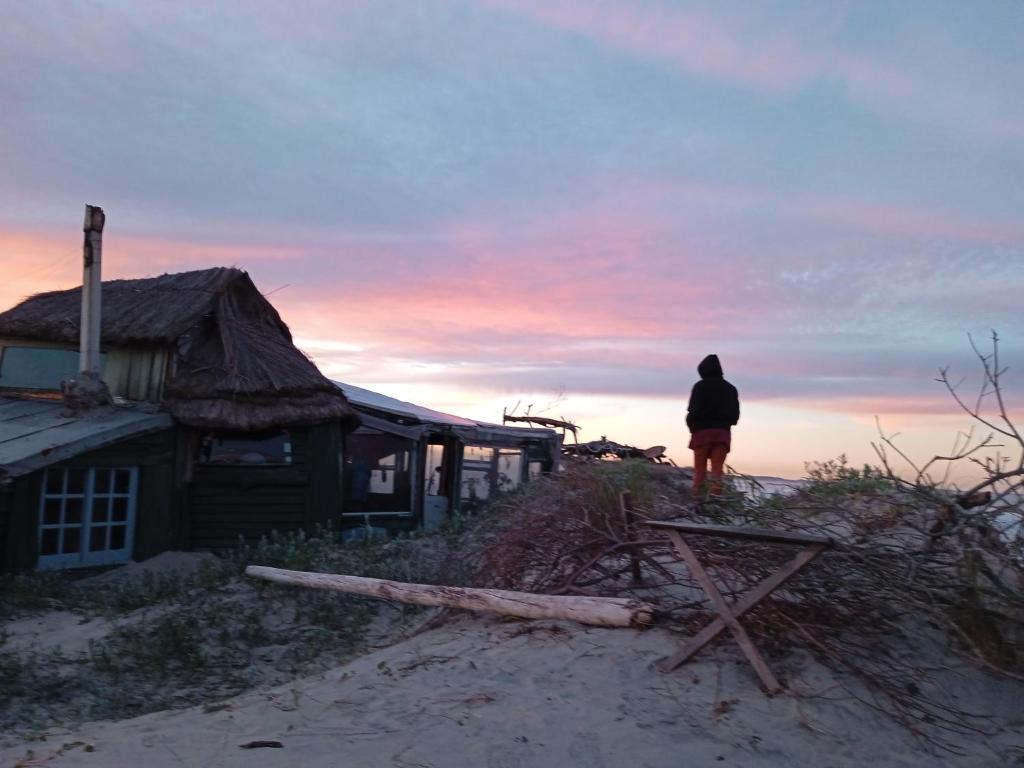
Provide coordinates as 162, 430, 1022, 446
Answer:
333, 381, 558, 442
0, 396, 173, 480
334, 381, 479, 427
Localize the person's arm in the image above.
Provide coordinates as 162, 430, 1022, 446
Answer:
730, 384, 740, 426
686, 383, 703, 431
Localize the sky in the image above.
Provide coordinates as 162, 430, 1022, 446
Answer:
1, 0, 1022, 481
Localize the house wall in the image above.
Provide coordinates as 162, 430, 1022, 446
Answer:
0, 338, 169, 401
187, 422, 343, 549
0, 427, 179, 573
103, 346, 170, 401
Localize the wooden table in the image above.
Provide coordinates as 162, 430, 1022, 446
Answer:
646, 520, 832, 694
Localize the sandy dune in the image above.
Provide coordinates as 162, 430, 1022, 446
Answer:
3, 615, 1021, 768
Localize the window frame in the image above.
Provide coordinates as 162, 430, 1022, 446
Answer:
37, 466, 138, 570
197, 430, 294, 467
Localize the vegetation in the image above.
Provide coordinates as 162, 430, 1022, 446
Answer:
0, 526, 460, 739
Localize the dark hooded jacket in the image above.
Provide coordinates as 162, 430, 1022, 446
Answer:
686, 354, 740, 433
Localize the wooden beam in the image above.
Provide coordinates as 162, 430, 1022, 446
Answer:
647, 520, 832, 547
246, 565, 655, 629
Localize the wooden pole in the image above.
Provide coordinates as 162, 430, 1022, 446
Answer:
246, 565, 654, 628
80, 204, 105, 375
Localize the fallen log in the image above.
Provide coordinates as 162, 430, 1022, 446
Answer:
245, 566, 654, 628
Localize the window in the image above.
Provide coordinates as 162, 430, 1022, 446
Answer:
199, 431, 292, 465
460, 445, 495, 502
0, 346, 105, 391
460, 446, 526, 503
38, 467, 137, 569
496, 449, 524, 492
344, 432, 413, 515
424, 443, 446, 497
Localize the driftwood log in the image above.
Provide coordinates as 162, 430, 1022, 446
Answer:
246, 565, 654, 628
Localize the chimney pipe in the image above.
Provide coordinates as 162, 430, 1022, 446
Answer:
81, 204, 105, 374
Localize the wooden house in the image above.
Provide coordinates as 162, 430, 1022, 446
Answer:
0, 268, 358, 571
335, 382, 561, 535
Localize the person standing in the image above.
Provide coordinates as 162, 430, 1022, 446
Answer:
686, 354, 740, 497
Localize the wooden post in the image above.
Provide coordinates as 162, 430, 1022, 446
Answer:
80, 204, 105, 375
619, 491, 642, 586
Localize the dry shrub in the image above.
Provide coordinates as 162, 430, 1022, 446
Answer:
460, 459, 1022, 754
463, 459, 690, 594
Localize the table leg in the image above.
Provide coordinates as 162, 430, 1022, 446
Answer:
665, 530, 782, 694
659, 542, 827, 673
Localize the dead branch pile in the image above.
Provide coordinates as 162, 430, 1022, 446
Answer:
458, 459, 1022, 753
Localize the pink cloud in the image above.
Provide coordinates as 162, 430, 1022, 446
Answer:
478, 1, 911, 96
478, 0, 1021, 144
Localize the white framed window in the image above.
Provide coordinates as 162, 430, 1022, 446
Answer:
37, 467, 138, 569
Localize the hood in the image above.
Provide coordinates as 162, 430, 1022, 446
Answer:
697, 354, 723, 378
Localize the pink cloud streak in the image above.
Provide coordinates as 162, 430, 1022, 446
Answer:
478, 0, 1022, 144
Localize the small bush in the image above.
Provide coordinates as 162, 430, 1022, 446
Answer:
803, 454, 893, 497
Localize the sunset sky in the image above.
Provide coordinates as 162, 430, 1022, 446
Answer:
2, 1, 1022, 480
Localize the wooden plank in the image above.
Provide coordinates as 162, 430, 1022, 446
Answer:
666, 530, 782, 694
0, 399, 61, 420
304, 422, 342, 531
2, 474, 38, 573
0, 414, 173, 478
191, 516, 305, 527
0, 416, 80, 444
134, 458, 179, 561
659, 542, 828, 672
647, 520, 832, 547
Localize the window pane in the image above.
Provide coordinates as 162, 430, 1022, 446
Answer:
65, 497, 83, 524
109, 526, 126, 550
40, 528, 59, 556
497, 450, 523, 491
90, 526, 108, 552
43, 498, 62, 525
424, 444, 445, 496
110, 497, 128, 522
199, 431, 292, 465
114, 469, 131, 494
369, 469, 394, 494
460, 469, 491, 501
463, 446, 494, 463
66, 469, 86, 495
62, 526, 82, 554
94, 469, 112, 494
0, 346, 102, 390
343, 432, 413, 513
92, 497, 109, 523
45, 470, 64, 495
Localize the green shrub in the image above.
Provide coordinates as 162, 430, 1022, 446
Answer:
803, 454, 892, 496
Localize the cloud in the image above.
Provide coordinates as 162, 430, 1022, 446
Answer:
478, 0, 1024, 145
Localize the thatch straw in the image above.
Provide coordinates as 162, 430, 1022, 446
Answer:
0, 268, 358, 431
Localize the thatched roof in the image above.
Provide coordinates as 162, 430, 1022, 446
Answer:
0, 268, 358, 431
0, 267, 242, 345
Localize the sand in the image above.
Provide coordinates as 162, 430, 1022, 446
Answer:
3, 615, 1021, 768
